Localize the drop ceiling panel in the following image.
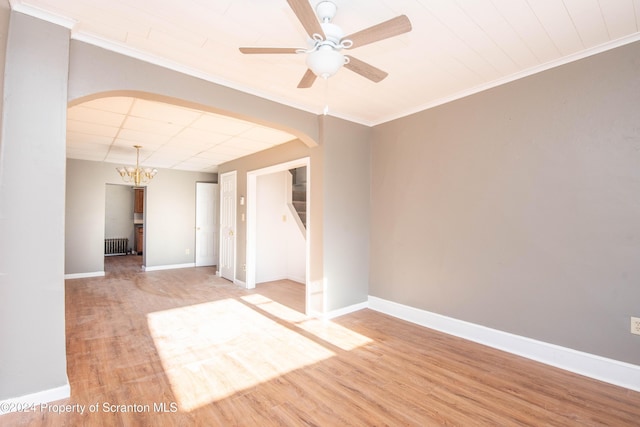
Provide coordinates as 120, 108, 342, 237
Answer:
115, 129, 172, 146
67, 120, 119, 138
66, 95, 297, 173
122, 116, 184, 136
172, 127, 231, 145
190, 114, 255, 135
66, 131, 113, 146
67, 106, 125, 127
128, 99, 203, 125
79, 96, 134, 114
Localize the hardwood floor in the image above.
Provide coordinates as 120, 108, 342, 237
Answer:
2, 255, 639, 426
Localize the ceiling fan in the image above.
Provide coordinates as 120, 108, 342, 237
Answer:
239, 0, 412, 88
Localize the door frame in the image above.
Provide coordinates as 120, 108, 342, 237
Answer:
195, 182, 218, 267
246, 157, 311, 314
218, 171, 237, 282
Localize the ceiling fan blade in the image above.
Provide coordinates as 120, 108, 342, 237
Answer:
286, 0, 325, 39
344, 56, 388, 83
297, 69, 317, 88
239, 47, 299, 54
343, 15, 412, 49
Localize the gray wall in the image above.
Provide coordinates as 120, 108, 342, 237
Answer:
0, 12, 69, 399
370, 41, 640, 365
66, 159, 216, 274
105, 184, 135, 249
321, 116, 371, 311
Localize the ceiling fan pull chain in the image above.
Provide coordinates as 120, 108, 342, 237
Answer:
323, 77, 330, 116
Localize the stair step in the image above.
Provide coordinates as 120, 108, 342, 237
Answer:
292, 191, 306, 202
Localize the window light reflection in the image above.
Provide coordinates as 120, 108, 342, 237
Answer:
147, 294, 372, 412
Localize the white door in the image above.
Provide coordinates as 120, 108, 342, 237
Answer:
219, 171, 236, 281
195, 182, 218, 267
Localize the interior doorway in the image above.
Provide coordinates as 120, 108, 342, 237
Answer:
104, 184, 144, 270
246, 157, 311, 315
195, 182, 219, 267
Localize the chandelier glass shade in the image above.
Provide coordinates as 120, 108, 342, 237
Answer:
116, 145, 158, 186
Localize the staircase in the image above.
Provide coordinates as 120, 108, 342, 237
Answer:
290, 166, 307, 228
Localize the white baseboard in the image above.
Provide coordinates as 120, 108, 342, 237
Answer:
143, 263, 195, 272
64, 271, 105, 279
288, 275, 306, 285
0, 381, 70, 415
368, 296, 640, 392
234, 279, 246, 287
254, 275, 306, 285
323, 301, 369, 320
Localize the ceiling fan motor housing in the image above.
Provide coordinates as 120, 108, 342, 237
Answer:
320, 22, 344, 44
316, 1, 337, 23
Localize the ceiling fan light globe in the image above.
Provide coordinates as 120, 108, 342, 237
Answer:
306, 47, 345, 78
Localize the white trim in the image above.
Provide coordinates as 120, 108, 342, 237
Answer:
288, 275, 306, 285
219, 171, 237, 285
64, 271, 105, 279
9, 0, 77, 29
143, 263, 195, 272
322, 301, 369, 320
368, 296, 640, 392
0, 382, 70, 415
234, 279, 246, 287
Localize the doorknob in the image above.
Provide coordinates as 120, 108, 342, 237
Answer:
229, 230, 234, 236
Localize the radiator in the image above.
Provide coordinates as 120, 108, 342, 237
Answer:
105, 238, 128, 256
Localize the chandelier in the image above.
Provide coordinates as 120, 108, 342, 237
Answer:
116, 145, 158, 186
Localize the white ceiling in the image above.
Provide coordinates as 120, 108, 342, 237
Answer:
11, 0, 640, 173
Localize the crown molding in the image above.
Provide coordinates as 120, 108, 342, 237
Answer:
374, 31, 640, 126
9, 0, 77, 29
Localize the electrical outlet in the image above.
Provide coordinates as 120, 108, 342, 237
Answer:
631, 317, 640, 335
185, 248, 190, 255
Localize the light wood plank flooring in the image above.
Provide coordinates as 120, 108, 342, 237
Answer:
2, 255, 639, 426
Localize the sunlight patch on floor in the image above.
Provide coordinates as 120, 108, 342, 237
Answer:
241, 293, 373, 351
147, 298, 336, 412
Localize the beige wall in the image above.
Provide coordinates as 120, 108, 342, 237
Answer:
370, 41, 640, 365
